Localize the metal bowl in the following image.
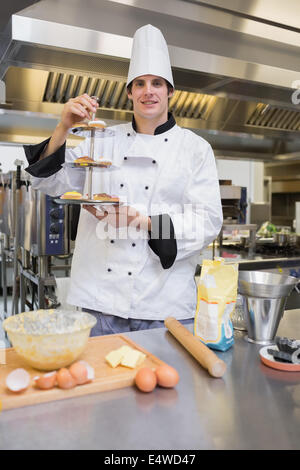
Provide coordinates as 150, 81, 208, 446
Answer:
273, 233, 297, 246
238, 271, 299, 299
3, 309, 96, 370
238, 271, 299, 344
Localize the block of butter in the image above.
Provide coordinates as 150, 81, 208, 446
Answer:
105, 346, 131, 368
121, 349, 146, 369
105, 346, 146, 369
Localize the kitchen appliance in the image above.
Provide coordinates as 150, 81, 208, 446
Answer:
19, 183, 69, 256
0, 170, 25, 239
219, 181, 243, 224
29, 191, 69, 257
0, 169, 30, 314
218, 181, 257, 252
19, 190, 70, 311
11, 161, 23, 315
238, 271, 299, 344
0, 170, 32, 242
0, 171, 72, 313
0, 172, 13, 309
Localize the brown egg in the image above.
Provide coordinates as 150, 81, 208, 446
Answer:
34, 371, 57, 390
57, 368, 77, 389
69, 361, 89, 385
135, 367, 157, 393
155, 364, 179, 388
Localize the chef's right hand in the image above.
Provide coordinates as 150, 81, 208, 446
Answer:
60, 94, 98, 130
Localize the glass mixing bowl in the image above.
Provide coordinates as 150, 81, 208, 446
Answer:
3, 309, 96, 371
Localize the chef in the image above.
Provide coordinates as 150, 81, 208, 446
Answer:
24, 24, 223, 336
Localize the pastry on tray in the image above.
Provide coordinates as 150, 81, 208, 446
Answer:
72, 120, 106, 129
74, 156, 95, 164
73, 156, 112, 167
92, 193, 120, 203
88, 120, 106, 128
60, 191, 84, 200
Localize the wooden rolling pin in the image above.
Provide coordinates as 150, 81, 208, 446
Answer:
164, 317, 226, 378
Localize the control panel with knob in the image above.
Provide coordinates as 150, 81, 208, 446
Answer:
49, 223, 60, 234
49, 208, 61, 220
45, 195, 68, 255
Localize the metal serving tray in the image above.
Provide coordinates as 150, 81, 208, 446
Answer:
64, 162, 118, 170
70, 127, 115, 138
54, 198, 122, 206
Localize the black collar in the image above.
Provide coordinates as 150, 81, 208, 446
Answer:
132, 113, 176, 135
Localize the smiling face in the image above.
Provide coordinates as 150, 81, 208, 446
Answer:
127, 75, 174, 123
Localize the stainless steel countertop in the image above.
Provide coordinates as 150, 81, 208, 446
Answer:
1, 310, 300, 450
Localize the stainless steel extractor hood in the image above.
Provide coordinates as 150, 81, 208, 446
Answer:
1, 0, 300, 160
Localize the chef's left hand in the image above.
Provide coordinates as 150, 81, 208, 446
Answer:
83, 204, 151, 230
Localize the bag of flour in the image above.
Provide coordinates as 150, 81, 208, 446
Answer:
194, 258, 238, 351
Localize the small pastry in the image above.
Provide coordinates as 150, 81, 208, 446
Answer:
60, 191, 83, 199
93, 193, 119, 203
72, 122, 90, 128
74, 156, 95, 164
74, 156, 112, 167
88, 120, 106, 128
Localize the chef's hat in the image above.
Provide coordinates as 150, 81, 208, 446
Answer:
126, 24, 174, 88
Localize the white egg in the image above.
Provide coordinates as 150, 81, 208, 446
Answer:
6, 368, 30, 393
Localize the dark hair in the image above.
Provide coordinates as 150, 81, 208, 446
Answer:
127, 78, 174, 94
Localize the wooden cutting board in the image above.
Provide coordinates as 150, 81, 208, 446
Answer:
0, 334, 166, 411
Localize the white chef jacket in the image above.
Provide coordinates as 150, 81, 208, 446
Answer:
26, 120, 223, 320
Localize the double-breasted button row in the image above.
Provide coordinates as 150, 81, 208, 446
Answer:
123, 157, 156, 163
119, 184, 149, 190
120, 180, 149, 190
107, 268, 133, 276
109, 241, 136, 247
126, 132, 168, 142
